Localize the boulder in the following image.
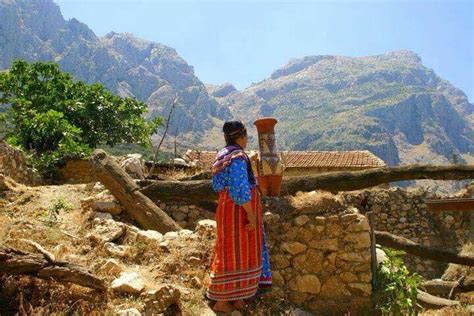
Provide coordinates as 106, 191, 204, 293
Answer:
111, 272, 145, 294
89, 218, 125, 243
142, 284, 181, 314
120, 154, 145, 180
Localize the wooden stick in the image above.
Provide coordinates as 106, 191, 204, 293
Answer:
417, 290, 460, 308
375, 231, 474, 266
0, 247, 106, 291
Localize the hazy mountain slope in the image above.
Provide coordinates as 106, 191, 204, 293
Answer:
215, 51, 473, 165
0, 0, 231, 144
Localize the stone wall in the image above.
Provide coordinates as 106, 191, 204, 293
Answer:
340, 185, 472, 279
263, 199, 372, 314
0, 140, 39, 185
151, 194, 373, 314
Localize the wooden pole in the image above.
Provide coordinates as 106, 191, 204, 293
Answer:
90, 149, 181, 233
139, 164, 474, 203
0, 248, 106, 291
375, 231, 474, 266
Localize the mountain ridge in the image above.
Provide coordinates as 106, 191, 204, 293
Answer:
0, 0, 473, 166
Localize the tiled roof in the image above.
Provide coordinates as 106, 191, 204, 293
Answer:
184, 149, 386, 170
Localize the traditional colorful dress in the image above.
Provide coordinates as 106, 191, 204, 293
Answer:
207, 144, 272, 301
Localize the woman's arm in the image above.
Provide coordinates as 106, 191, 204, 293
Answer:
228, 159, 256, 230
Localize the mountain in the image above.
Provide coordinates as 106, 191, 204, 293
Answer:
0, 0, 472, 166
0, 0, 231, 146
213, 51, 474, 165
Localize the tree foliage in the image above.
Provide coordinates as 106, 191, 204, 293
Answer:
0, 60, 162, 176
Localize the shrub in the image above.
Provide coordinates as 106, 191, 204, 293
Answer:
0, 60, 162, 176
374, 248, 424, 315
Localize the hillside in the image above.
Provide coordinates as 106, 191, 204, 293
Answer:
213, 51, 474, 165
0, 0, 473, 166
0, 0, 230, 145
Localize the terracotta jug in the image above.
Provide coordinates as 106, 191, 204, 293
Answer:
253, 117, 284, 196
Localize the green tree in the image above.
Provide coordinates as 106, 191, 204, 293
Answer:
0, 60, 162, 176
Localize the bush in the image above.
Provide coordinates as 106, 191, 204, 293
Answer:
0, 60, 162, 176
374, 248, 424, 315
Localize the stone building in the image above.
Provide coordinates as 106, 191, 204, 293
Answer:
184, 149, 386, 176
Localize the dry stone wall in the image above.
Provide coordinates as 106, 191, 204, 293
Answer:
155, 195, 373, 314
340, 185, 472, 278
262, 199, 372, 314
0, 140, 39, 185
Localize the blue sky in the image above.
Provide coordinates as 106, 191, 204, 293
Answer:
55, 0, 473, 101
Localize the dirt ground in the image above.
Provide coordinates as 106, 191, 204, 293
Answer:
0, 179, 473, 315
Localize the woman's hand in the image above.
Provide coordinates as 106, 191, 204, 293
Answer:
246, 211, 256, 231
242, 201, 256, 231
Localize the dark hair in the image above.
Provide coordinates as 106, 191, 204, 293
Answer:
223, 120, 247, 145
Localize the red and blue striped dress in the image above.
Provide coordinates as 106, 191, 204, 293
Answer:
207, 144, 272, 301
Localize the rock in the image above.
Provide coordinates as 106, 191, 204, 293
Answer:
117, 308, 141, 316
120, 154, 144, 180
136, 229, 163, 245
172, 210, 187, 221
281, 242, 307, 255
164, 231, 179, 240
90, 219, 125, 243
273, 254, 291, 269
143, 284, 181, 314
376, 247, 388, 265
104, 242, 131, 257
444, 215, 455, 228
348, 283, 371, 296
294, 215, 310, 226
320, 276, 350, 297
314, 216, 326, 225
340, 271, 358, 282
292, 249, 323, 274
308, 239, 338, 251
97, 259, 123, 277
264, 212, 280, 224
272, 270, 285, 287
289, 275, 321, 294
178, 229, 193, 236
289, 308, 313, 316
346, 216, 370, 232
92, 192, 122, 215
189, 209, 200, 219
178, 205, 189, 213
111, 272, 145, 294
343, 232, 371, 249
195, 219, 217, 237
94, 212, 113, 220
337, 252, 365, 262
92, 182, 105, 193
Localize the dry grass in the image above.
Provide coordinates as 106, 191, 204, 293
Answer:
289, 190, 346, 215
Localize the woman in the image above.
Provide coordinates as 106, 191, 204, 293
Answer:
207, 121, 272, 313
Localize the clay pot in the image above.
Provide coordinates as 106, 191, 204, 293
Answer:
253, 117, 284, 196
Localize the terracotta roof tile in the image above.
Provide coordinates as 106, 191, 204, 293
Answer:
184, 149, 386, 171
